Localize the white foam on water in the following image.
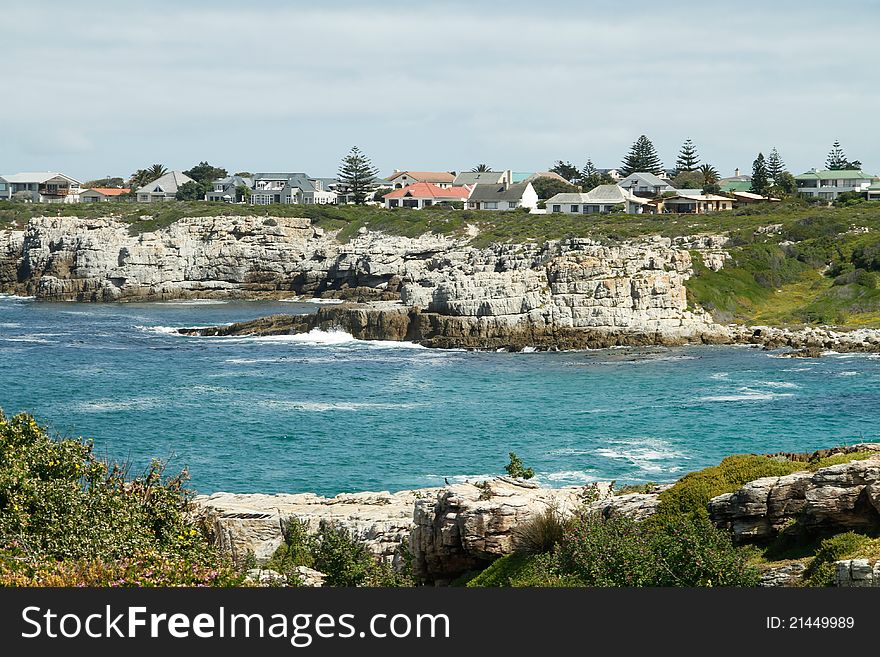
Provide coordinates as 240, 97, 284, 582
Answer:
138, 325, 185, 335
0, 294, 35, 302
781, 367, 813, 372
260, 399, 426, 412
156, 299, 229, 306
594, 438, 687, 474
519, 346, 538, 353
697, 388, 795, 402
760, 381, 800, 389
837, 371, 859, 377
75, 397, 161, 412
538, 471, 598, 484
1, 335, 55, 344
709, 372, 730, 380
0, 322, 22, 328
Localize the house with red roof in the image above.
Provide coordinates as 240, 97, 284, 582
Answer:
383, 182, 471, 209
80, 187, 131, 202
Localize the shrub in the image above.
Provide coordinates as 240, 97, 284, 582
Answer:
804, 532, 871, 586
513, 505, 567, 555
504, 452, 535, 480
466, 552, 582, 588
0, 410, 241, 586
649, 516, 760, 587
656, 455, 804, 520
556, 512, 657, 586
832, 269, 876, 289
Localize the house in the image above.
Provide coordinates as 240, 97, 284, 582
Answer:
719, 168, 752, 193
453, 169, 512, 187
730, 191, 780, 205
80, 187, 131, 202
545, 185, 650, 215
249, 173, 337, 205
662, 192, 734, 214
0, 172, 82, 203
385, 170, 456, 189
868, 181, 880, 202
598, 168, 623, 181
136, 171, 195, 202
466, 182, 538, 211
795, 169, 874, 201
206, 175, 253, 203
617, 172, 675, 198
383, 183, 471, 209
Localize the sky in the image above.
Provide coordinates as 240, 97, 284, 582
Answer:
1, 0, 878, 181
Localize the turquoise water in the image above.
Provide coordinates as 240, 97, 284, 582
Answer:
1, 294, 879, 496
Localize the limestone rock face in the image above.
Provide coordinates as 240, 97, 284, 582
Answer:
708, 451, 880, 541
759, 563, 807, 587
835, 559, 880, 587
587, 492, 662, 521
410, 478, 611, 583
195, 488, 436, 569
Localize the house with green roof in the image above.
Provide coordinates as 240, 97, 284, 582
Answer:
795, 169, 874, 201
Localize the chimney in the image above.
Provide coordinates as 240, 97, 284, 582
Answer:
735, 168, 741, 177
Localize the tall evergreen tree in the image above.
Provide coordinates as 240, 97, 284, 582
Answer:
766, 148, 785, 182
337, 146, 379, 205
826, 140, 848, 170
580, 159, 610, 192
674, 139, 700, 173
620, 135, 664, 176
750, 153, 770, 196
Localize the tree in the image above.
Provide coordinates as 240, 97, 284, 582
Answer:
826, 140, 848, 170
750, 153, 770, 196
234, 171, 253, 178
504, 452, 534, 480
671, 170, 704, 190
620, 135, 664, 176
531, 176, 578, 200
129, 164, 168, 189
674, 139, 700, 174
471, 163, 491, 172
771, 171, 798, 196
337, 146, 379, 205
699, 163, 720, 186
175, 180, 208, 201
766, 148, 785, 182
235, 183, 252, 203
580, 159, 613, 192
83, 177, 125, 189
549, 160, 580, 183
183, 161, 228, 186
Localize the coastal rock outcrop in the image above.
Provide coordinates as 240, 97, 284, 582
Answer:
708, 450, 880, 542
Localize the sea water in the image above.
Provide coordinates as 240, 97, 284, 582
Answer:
1, 294, 878, 496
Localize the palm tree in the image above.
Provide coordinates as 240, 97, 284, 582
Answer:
699, 163, 720, 186
471, 163, 491, 172
147, 164, 168, 179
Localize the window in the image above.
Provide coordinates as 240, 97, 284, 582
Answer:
586, 205, 600, 214
552, 205, 561, 213
424, 200, 433, 207
570, 205, 579, 213
485, 202, 498, 209
508, 201, 517, 209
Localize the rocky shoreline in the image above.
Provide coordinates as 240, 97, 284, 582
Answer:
196, 446, 880, 587
4, 214, 880, 353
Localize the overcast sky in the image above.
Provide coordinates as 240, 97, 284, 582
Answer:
1, 0, 878, 181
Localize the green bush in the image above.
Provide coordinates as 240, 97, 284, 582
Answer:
504, 452, 535, 480
466, 552, 582, 588
656, 455, 804, 520
804, 532, 871, 586
0, 410, 241, 586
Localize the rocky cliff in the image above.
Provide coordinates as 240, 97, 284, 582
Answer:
0, 215, 731, 347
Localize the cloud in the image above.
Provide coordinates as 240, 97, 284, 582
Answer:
1, 0, 878, 178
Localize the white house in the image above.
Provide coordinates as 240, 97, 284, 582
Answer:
868, 181, 880, 202
383, 183, 471, 209
617, 172, 675, 197
466, 181, 537, 211
249, 173, 337, 205
795, 169, 874, 201
662, 193, 734, 214
206, 175, 253, 203
385, 171, 455, 189
0, 172, 82, 203
546, 185, 650, 215
136, 171, 195, 202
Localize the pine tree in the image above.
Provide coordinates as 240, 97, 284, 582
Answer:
620, 135, 664, 176
580, 159, 603, 192
550, 160, 580, 183
750, 153, 770, 196
826, 140, 848, 170
337, 146, 379, 204
766, 148, 785, 182
674, 139, 700, 174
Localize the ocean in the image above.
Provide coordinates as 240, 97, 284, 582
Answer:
1, 293, 878, 497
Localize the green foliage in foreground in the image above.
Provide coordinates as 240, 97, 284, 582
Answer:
0, 410, 243, 586
803, 532, 873, 587
266, 518, 412, 587
504, 452, 535, 480
469, 512, 759, 587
